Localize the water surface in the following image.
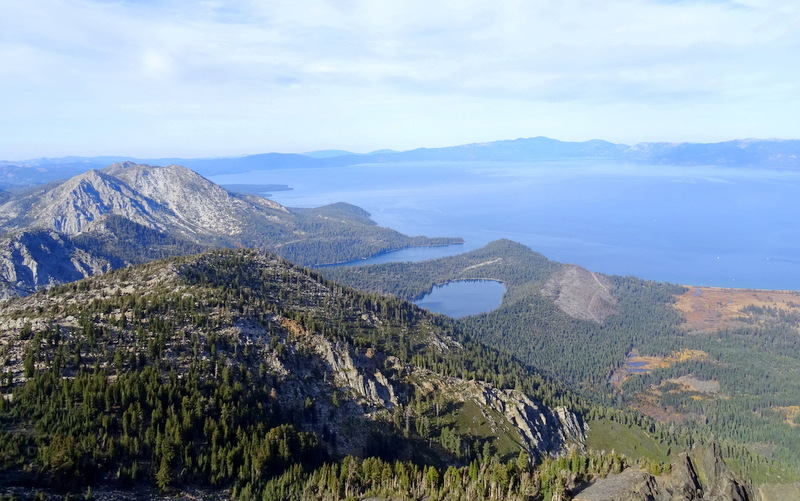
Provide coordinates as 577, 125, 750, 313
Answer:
211, 161, 800, 290
413, 280, 506, 318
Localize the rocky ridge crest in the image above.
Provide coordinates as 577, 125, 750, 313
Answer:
0, 163, 460, 299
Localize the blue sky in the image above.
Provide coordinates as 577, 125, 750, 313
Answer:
1, 0, 799, 159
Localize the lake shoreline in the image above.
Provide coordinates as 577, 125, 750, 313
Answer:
315, 241, 466, 268
214, 160, 800, 290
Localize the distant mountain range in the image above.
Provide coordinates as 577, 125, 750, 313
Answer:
2, 136, 799, 186
0, 162, 460, 298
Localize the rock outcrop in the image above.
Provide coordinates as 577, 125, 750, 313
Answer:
574, 443, 753, 501
306, 329, 584, 459
0, 229, 113, 299
471, 380, 586, 455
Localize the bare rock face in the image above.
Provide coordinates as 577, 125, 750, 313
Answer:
475, 386, 587, 455
409, 370, 588, 458
0, 163, 294, 243
659, 453, 704, 500
0, 229, 113, 299
696, 443, 752, 501
102, 162, 290, 241
574, 468, 659, 501
541, 264, 619, 323
1, 162, 456, 299
307, 329, 585, 458
314, 335, 399, 410
0, 169, 164, 235
575, 444, 753, 501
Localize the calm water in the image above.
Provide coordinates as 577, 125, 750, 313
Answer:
210, 161, 800, 290
413, 280, 506, 318
315, 243, 466, 267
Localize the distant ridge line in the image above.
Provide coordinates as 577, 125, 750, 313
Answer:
2, 136, 799, 184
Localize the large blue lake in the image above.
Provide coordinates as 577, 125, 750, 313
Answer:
210, 161, 800, 290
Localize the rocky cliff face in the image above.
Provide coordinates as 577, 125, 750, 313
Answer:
0, 229, 113, 299
574, 443, 753, 501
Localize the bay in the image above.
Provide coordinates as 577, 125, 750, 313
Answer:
210, 161, 800, 290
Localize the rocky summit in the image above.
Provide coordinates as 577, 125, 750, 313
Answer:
0, 162, 460, 299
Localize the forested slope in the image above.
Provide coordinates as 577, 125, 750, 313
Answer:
323, 240, 800, 484
0, 249, 604, 499
322, 239, 685, 387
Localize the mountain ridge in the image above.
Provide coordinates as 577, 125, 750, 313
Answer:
3, 136, 800, 185
321, 238, 800, 492
0, 162, 461, 298
0, 247, 590, 499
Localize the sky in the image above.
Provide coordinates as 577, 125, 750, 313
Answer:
1, 0, 799, 159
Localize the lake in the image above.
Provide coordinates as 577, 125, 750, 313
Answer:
413, 280, 506, 318
210, 161, 800, 290
315, 243, 466, 267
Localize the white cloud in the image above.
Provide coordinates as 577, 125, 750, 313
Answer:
1, 0, 799, 158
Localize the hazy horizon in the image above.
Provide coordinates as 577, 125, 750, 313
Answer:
3, 1, 799, 159
3, 134, 799, 164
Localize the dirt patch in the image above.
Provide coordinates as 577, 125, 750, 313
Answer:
665, 375, 720, 395
462, 258, 503, 271
631, 395, 687, 423
610, 349, 709, 386
280, 317, 308, 336
674, 286, 800, 332
541, 264, 619, 324
773, 406, 800, 427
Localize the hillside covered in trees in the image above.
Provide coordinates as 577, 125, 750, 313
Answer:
2, 244, 791, 498
323, 240, 800, 486
0, 248, 634, 499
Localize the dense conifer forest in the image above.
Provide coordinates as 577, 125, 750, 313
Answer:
0, 243, 796, 498
0, 249, 645, 499
323, 240, 800, 482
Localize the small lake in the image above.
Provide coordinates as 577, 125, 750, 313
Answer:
413, 280, 506, 318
